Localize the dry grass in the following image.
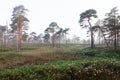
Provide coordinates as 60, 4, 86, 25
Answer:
0, 47, 77, 70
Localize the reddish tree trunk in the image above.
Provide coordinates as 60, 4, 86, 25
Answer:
17, 16, 22, 51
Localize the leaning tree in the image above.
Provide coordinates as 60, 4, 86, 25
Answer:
103, 7, 120, 49
79, 9, 97, 48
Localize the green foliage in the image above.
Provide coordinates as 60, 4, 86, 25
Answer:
95, 52, 120, 59
10, 5, 29, 32
0, 53, 22, 60
75, 47, 120, 59
21, 47, 37, 51
0, 46, 120, 80
79, 9, 98, 48
75, 47, 99, 57
0, 47, 36, 52
0, 47, 13, 52
0, 59, 120, 80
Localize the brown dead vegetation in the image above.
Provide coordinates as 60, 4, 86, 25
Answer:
0, 47, 77, 70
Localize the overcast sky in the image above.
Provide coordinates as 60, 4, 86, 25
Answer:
0, 0, 120, 39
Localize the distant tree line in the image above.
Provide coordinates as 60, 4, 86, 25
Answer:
0, 5, 119, 51
0, 5, 81, 51
44, 22, 70, 48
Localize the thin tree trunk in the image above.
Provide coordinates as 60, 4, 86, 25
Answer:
17, 16, 22, 52
65, 34, 67, 47
117, 29, 119, 47
88, 20, 94, 49
58, 34, 61, 48
98, 29, 101, 45
113, 10, 117, 50
52, 34, 54, 48
114, 30, 117, 49
99, 26, 110, 48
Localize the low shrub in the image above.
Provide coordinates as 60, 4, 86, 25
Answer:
21, 47, 37, 51
0, 53, 22, 60
75, 47, 99, 57
0, 47, 13, 52
0, 60, 120, 80
75, 47, 120, 59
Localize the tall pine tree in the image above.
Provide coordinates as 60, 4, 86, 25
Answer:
10, 5, 29, 51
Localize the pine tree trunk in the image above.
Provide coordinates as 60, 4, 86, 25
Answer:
98, 29, 101, 45
17, 16, 22, 52
99, 26, 110, 48
114, 30, 117, 50
58, 35, 61, 48
117, 30, 119, 47
91, 31, 94, 48
52, 35, 54, 48
65, 34, 67, 47
88, 20, 94, 49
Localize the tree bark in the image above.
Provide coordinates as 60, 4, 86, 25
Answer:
17, 16, 22, 52
88, 20, 94, 49
114, 30, 117, 49
98, 26, 110, 48
58, 34, 61, 48
52, 34, 54, 48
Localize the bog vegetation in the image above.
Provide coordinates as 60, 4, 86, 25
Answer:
0, 5, 120, 80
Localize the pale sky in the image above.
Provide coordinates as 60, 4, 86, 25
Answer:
0, 0, 120, 39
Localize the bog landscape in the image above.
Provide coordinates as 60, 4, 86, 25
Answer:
0, 0, 120, 80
